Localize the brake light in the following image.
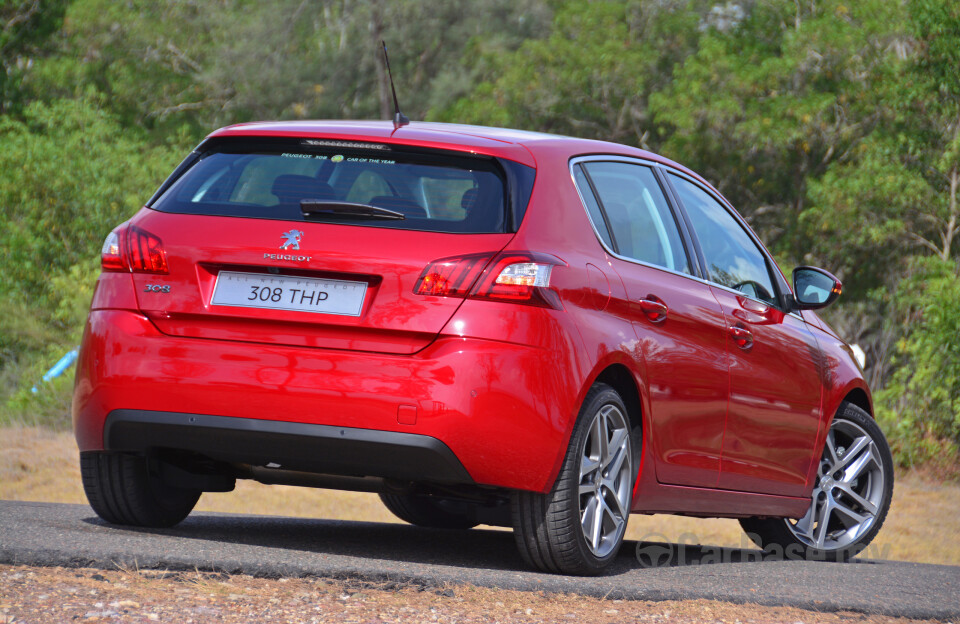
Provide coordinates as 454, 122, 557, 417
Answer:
126, 226, 168, 273
415, 251, 564, 309
414, 253, 492, 297
99, 225, 168, 274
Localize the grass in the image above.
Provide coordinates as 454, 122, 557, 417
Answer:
2, 426, 958, 566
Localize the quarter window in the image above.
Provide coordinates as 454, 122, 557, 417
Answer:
669, 174, 778, 305
573, 166, 614, 249
580, 162, 690, 274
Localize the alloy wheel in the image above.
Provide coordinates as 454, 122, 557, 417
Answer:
578, 403, 632, 557
786, 418, 886, 551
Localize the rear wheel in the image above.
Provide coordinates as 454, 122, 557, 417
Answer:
512, 383, 638, 575
378, 492, 480, 529
80, 452, 200, 528
740, 402, 893, 561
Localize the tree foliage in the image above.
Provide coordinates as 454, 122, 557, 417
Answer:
27, 0, 549, 133
876, 257, 960, 467
0, 0, 958, 467
0, 97, 183, 304
0, 0, 69, 113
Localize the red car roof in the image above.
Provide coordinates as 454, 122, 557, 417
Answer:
207, 120, 702, 180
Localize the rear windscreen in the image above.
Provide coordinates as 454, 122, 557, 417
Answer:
150, 139, 509, 233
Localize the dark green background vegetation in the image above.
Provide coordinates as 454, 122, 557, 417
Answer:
1, 0, 957, 472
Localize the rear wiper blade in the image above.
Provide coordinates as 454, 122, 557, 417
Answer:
300, 200, 405, 220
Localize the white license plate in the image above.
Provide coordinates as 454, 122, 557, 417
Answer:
211, 271, 367, 316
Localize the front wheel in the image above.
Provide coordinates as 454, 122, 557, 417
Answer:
512, 383, 638, 575
378, 492, 480, 529
740, 402, 894, 561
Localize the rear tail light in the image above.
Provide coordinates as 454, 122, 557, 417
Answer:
126, 226, 168, 273
414, 253, 493, 297
470, 253, 562, 308
100, 225, 168, 274
415, 251, 564, 308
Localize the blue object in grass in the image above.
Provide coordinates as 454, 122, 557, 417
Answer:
31, 348, 79, 393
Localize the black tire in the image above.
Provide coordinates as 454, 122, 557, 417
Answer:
80, 452, 201, 528
740, 402, 894, 561
512, 383, 639, 575
378, 492, 480, 529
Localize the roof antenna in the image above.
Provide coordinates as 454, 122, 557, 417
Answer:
381, 40, 409, 128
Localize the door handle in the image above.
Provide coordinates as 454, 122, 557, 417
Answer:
638, 297, 668, 323
729, 324, 754, 349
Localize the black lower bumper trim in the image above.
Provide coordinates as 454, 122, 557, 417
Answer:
104, 410, 474, 485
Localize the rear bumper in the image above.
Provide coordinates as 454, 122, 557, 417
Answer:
73, 309, 583, 492
105, 409, 473, 484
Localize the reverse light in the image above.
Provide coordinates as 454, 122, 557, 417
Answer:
100, 229, 126, 271
493, 263, 552, 288
472, 255, 556, 305
99, 225, 168, 274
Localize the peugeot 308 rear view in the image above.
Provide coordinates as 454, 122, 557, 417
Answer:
74, 121, 893, 574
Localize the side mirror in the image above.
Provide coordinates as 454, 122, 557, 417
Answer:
791, 266, 842, 311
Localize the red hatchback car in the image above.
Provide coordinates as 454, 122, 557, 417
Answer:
74, 121, 893, 575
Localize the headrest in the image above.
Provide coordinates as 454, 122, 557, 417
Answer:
461, 188, 479, 212
272, 175, 335, 202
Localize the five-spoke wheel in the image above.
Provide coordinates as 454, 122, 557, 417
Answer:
741, 402, 893, 560
788, 417, 886, 550
578, 403, 633, 558
512, 383, 638, 575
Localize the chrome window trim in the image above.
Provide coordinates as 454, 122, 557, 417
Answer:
569, 154, 800, 316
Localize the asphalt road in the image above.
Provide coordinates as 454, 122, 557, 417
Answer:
1, 500, 957, 620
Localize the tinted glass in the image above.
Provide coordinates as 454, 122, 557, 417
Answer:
581, 162, 690, 274
152, 140, 507, 233
669, 174, 777, 305
573, 165, 614, 249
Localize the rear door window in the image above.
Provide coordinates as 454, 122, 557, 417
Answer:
152, 139, 510, 233
578, 161, 691, 274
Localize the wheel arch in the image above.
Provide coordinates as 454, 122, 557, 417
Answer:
805, 379, 875, 489
540, 356, 648, 494
841, 386, 873, 418
592, 363, 644, 438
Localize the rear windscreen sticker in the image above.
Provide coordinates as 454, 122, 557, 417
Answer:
280, 153, 328, 160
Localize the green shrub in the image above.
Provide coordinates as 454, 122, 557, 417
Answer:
0, 96, 183, 308
876, 257, 960, 468
2, 359, 75, 430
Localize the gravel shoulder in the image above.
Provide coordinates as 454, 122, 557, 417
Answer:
1, 563, 953, 624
